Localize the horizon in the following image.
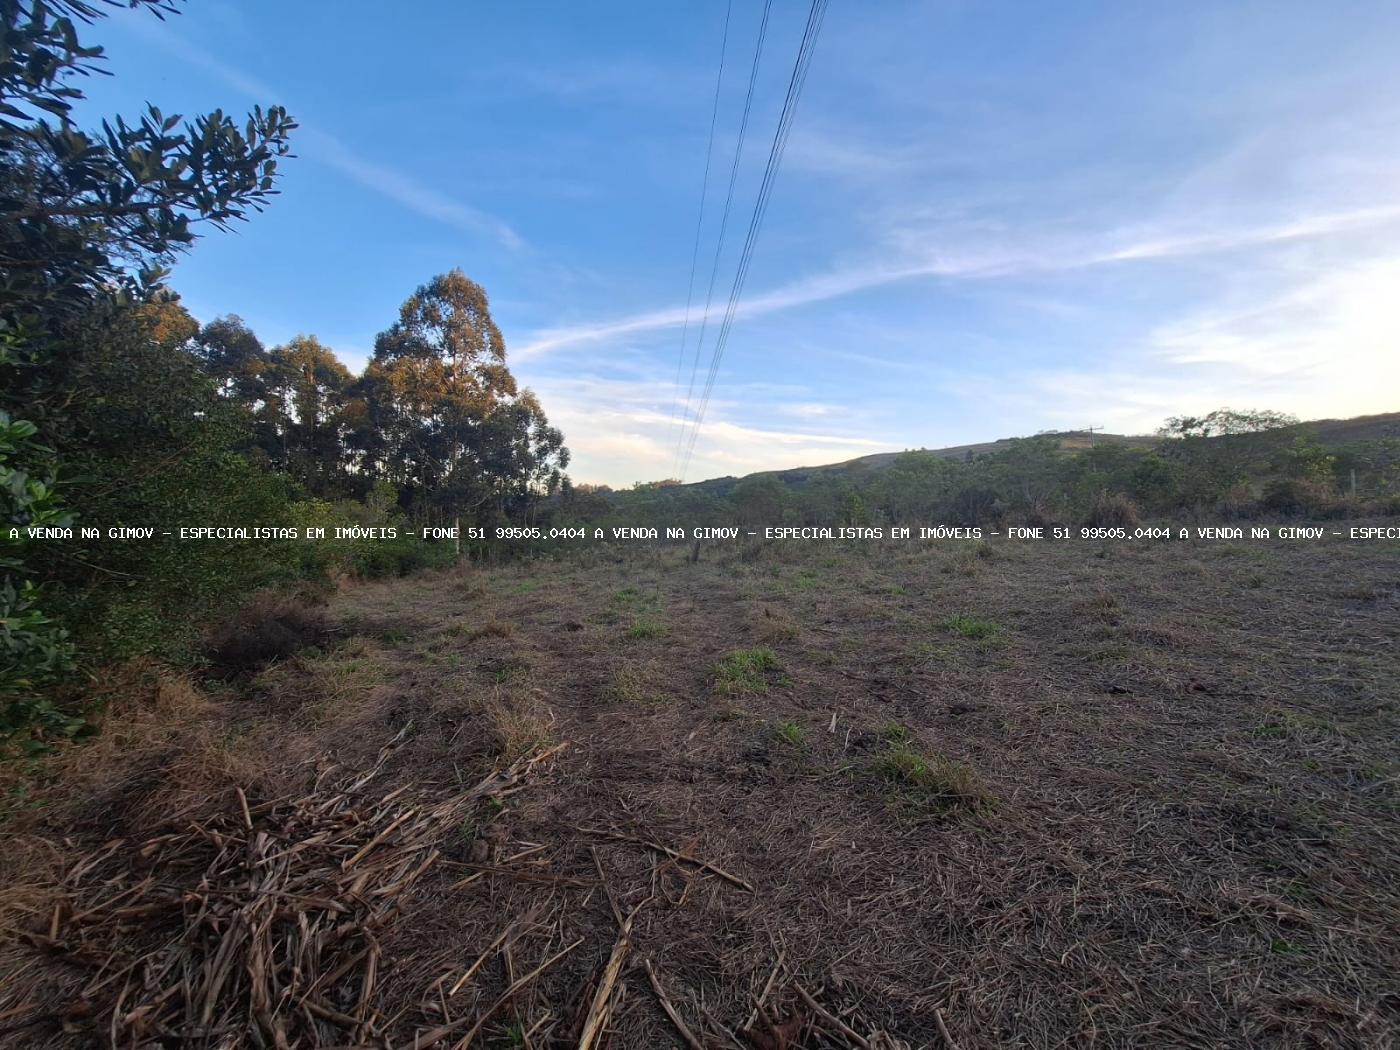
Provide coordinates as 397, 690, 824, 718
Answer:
79, 0, 1400, 488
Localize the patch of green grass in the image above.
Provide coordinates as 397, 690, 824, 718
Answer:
872, 730, 995, 815
379, 627, 410, 647
627, 617, 667, 640
791, 569, 822, 591
942, 614, 1001, 641
882, 721, 913, 745
773, 719, 805, 748
601, 586, 664, 626
497, 1017, 528, 1046
510, 579, 541, 595
458, 815, 477, 844
1253, 708, 1344, 740
713, 647, 784, 694
1269, 938, 1307, 957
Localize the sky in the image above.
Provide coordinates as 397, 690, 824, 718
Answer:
79, 1, 1400, 487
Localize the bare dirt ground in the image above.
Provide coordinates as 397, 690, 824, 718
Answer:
3, 533, 1398, 1049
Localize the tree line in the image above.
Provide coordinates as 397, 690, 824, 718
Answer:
191, 270, 567, 523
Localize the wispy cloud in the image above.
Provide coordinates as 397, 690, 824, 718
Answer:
515, 203, 1400, 357
297, 130, 524, 250
122, 17, 524, 251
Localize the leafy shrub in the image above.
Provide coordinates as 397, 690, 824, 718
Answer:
351, 532, 457, 578
1, 408, 77, 745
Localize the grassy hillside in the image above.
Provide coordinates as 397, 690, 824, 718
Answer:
589, 410, 1400, 531
681, 411, 1400, 494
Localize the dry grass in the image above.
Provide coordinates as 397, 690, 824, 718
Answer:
3, 531, 1398, 1048
475, 691, 556, 760
1085, 490, 1142, 527
466, 618, 515, 641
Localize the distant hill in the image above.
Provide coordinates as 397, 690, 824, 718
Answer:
674, 411, 1400, 494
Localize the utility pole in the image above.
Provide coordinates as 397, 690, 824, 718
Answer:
1083, 424, 1103, 448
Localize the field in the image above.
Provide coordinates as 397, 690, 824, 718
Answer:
3, 533, 1398, 1049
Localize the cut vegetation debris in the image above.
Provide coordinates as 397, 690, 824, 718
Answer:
2, 728, 567, 1048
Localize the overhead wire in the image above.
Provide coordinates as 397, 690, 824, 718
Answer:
671, 0, 776, 474
665, 0, 733, 469
679, 0, 830, 478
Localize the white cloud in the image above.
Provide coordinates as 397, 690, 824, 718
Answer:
775, 402, 842, 419
524, 373, 892, 487
934, 252, 1400, 437
298, 130, 524, 250
514, 204, 1400, 358
1149, 254, 1400, 408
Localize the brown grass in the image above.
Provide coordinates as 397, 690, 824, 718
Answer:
1085, 490, 1142, 527
3, 531, 1398, 1048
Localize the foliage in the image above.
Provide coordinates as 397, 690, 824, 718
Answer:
24, 299, 309, 663
361, 269, 565, 523
1, 408, 76, 743
1158, 408, 1298, 439
0, 0, 298, 738
0, 1, 296, 325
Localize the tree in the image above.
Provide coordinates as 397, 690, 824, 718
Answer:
0, 0, 295, 731
873, 451, 960, 523
1158, 408, 1298, 440
27, 297, 304, 666
194, 315, 270, 405
475, 390, 568, 523
730, 475, 787, 528
367, 270, 522, 519
1157, 408, 1299, 510
267, 335, 353, 493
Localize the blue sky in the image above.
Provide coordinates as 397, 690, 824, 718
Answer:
82, 1, 1400, 486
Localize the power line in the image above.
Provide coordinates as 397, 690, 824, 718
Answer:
679, 0, 829, 478
665, 0, 732, 470
681, 0, 828, 477
672, 0, 775, 474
